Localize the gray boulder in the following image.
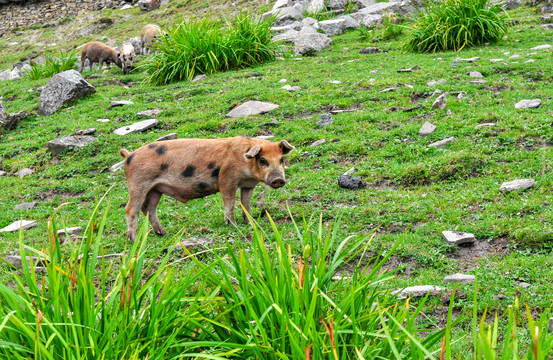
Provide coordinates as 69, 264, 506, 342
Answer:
38, 70, 95, 116
0, 67, 22, 81
337, 15, 360, 29
273, 29, 299, 42
302, 17, 319, 30
328, 0, 347, 9
2, 111, 29, 130
137, 0, 160, 11
263, 5, 304, 25
226, 101, 279, 118
361, 14, 383, 27
306, 0, 325, 13
273, 0, 293, 10
0, 101, 6, 123
47, 136, 97, 156
294, 26, 332, 56
319, 19, 346, 36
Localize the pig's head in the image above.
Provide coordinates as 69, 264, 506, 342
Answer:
118, 51, 135, 74
245, 140, 295, 188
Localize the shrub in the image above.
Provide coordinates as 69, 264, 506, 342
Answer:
142, 13, 279, 85
25, 51, 77, 80
401, 0, 508, 53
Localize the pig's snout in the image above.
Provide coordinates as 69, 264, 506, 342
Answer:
270, 178, 286, 188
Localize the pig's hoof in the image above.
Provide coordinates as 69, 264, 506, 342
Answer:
154, 229, 167, 236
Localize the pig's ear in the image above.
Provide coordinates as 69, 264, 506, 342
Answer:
279, 140, 295, 154
245, 146, 261, 159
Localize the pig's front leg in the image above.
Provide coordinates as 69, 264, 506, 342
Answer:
240, 187, 254, 221
220, 184, 238, 225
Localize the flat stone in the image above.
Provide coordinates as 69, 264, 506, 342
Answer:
419, 122, 436, 136
113, 119, 159, 136
0, 171, 5, 177
73, 128, 96, 136
57, 226, 83, 240
429, 137, 455, 148
432, 94, 447, 109
359, 47, 379, 54
442, 231, 476, 245
530, 44, 552, 50
47, 135, 97, 156
392, 285, 445, 300
110, 100, 134, 107
518, 282, 531, 288
515, 99, 541, 109
226, 101, 279, 118
379, 87, 398, 93
192, 74, 207, 82
343, 167, 356, 176
444, 273, 475, 284
156, 133, 178, 141
281, 85, 301, 92
525, 59, 536, 63
137, 109, 162, 117
15, 168, 33, 177
278, 79, 287, 83
499, 179, 535, 192
14, 202, 37, 210
120, 4, 134, 10
256, 135, 274, 140
273, 0, 292, 10
0, 220, 38, 233
452, 57, 480, 66
310, 139, 326, 147
397, 65, 420, 73
427, 79, 447, 86
490, 58, 504, 63
170, 237, 214, 252
469, 71, 484, 78
475, 123, 495, 129
317, 113, 333, 127
318, 18, 346, 36
97, 118, 110, 122
0, 101, 6, 124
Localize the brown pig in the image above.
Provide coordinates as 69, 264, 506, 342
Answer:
119, 136, 295, 242
140, 24, 161, 55
80, 41, 122, 72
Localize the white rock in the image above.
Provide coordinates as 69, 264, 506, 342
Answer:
329, 80, 341, 84
475, 123, 495, 129
57, 226, 83, 238
281, 85, 301, 92
499, 179, 535, 192
137, 109, 162, 117
319, 18, 346, 36
442, 231, 476, 245
0, 220, 38, 233
392, 285, 445, 300
444, 273, 475, 284
514, 99, 541, 109
432, 94, 447, 109
490, 58, 504, 63
110, 100, 134, 107
120, 4, 134, 10
343, 167, 356, 176
530, 44, 552, 50
97, 118, 110, 122
113, 119, 159, 136
525, 59, 536, 63
15, 168, 33, 177
226, 101, 279, 118
429, 137, 455, 148
469, 71, 484, 78
427, 79, 447, 86
541, 24, 553, 30
192, 74, 207, 82
156, 133, 178, 141
278, 78, 287, 83
256, 135, 274, 140
310, 139, 326, 147
509, 54, 520, 59
273, 0, 292, 10
419, 122, 436, 136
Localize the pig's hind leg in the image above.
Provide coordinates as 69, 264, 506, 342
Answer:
125, 188, 149, 242
141, 189, 167, 236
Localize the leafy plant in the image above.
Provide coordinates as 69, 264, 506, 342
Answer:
25, 51, 77, 80
142, 12, 279, 85
372, 13, 404, 42
358, 25, 372, 41
401, 0, 509, 52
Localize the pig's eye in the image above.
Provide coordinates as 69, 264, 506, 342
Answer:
259, 157, 269, 166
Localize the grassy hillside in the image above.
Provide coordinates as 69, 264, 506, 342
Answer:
0, 0, 552, 353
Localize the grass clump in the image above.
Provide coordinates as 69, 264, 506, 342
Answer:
401, 0, 508, 53
373, 13, 404, 42
143, 12, 279, 85
25, 51, 77, 80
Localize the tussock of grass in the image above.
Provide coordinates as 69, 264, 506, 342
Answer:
401, 0, 508, 53
25, 51, 77, 80
142, 12, 279, 85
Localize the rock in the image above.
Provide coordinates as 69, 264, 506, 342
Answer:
97, 118, 110, 122
120, 4, 133, 10
361, 14, 383, 27
543, 4, 553, 13
192, 74, 207, 82
113, 119, 159, 136
302, 17, 319, 29
110, 100, 134, 107
155, 133, 178, 141
442, 231, 476, 245
338, 175, 365, 190
0, 171, 6, 177
319, 19, 346, 36
2, 111, 29, 130
57, 226, 83, 239
514, 99, 541, 109
397, 65, 420, 73
137, 0, 160, 11
264, 5, 304, 25
0, 67, 22, 81
379, 87, 398, 93
273, 29, 299, 42
469, 71, 484, 78
540, 14, 553, 22
541, 24, 553, 30
444, 273, 475, 284
404, 104, 425, 112
470, 79, 486, 84
518, 281, 531, 288
15, 168, 33, 178
306, 0, 324, 13
509, 54, 520, 59
293, 26, 332, 56
328, 0, 347, 9
343, 167, 356, 176
392, 285, 445, 300
310, 139, 326, 147
73, 128, 96, 136
47, 135, 97, 156
137, 109, 162, 117
499, 179, 535, 192
3, 254, 46, 270
525, 59, 536, 63
504, 0, 522, 10
359, 47, 380, 54
317, 113, 333, 127
14, 202, 37, 210
419, 121, 436, 136
329, 80, 341, 84
0, 101, 6, 123
490, 58, 504, 63
427, 79, 447, 86
170, 237, 214, 252
475, 123, 495, 129
0, 220, 38, 233
337, 15, 359, 29
530, 44, 552, 50
278, 79, 287, 83
495, 294, 507, 301
110, 161, 125, 172
452, 57, 480, 66
226, 101, 279, 118
38, 70, 95, 116
281, 85, 301, 92
432, 94, 447, 109
256, 135, 274, 140
429, 137, 455, 148
273, 0, 292, 10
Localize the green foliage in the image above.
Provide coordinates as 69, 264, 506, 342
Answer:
25, 51, 77, 80
142, 12, 279, 85
401, 0, 509, 53
373, 13, 404, 42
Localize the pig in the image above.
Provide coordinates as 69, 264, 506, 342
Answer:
140, 24, 161, 55
118, 43, 136, 74
119, 137, 295, 242
80, 41, 122, 72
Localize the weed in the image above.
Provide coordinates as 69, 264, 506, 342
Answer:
25, 51, 77, 80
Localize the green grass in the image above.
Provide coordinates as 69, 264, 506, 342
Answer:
25, 51, 77, 80
0, 0, 552, 355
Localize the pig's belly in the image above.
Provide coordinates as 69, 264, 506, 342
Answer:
155, 182, 219, 202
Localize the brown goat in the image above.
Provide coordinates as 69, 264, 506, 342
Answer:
80, 41, 122, 72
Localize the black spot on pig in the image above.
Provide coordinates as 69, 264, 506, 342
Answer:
126, 153, 135, 165
148, 144, 157, 149
156, 145, 166, 155
207, 162, 216, 169
211, 167, 220, 178
181, 165, 195, 178
193, 182, 209, 194
160, 163, 169, 171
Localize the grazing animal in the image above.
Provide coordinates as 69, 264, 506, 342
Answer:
118, 43, 136, 74
140, 24, 161, 55
80, 41, 122, 72
119, 137, 295, 242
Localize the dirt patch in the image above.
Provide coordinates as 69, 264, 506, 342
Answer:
34, 189, 85, 201
447, 237, 511, 269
